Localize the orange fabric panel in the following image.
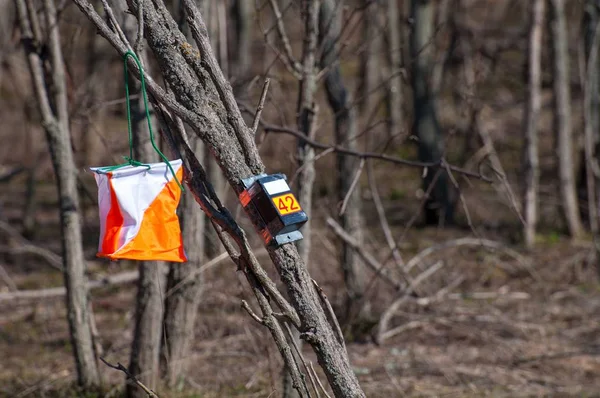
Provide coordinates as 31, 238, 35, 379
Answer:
112, 167, 187, 262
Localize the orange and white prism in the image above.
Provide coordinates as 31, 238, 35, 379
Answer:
90, 160, 187, 262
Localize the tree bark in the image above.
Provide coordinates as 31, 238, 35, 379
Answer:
16, 0, 100, 387
202, 0, 226, 259
410, 0, 455, 226
319, 0, 367, 326
72, 0, 366, 395
283, 1, 319, 396
548, 0, 583, 238
358, 0, 381, 116
119, 12, 168, 394
128, 262, 167, 397
583, 0, 600, 275
386, 0, 403, 137
296, 0, 318, 268
523, 0, 545, 248
162, 132, 205, 387
231, 0, 251, 82
160, 1, 206, 387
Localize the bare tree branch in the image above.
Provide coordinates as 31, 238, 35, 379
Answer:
100, 357, 159, 397
262, 123, 492, 182
251, 78, 270, 135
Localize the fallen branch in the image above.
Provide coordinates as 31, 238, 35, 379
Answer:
326, 217, 403, 290
0, 220, 63, 270
0, 263, 17, 292
0, 252, 232, 301
377, 261, 445, 344
0, 165, 25, 182
405, 237, 531, 273
0, 271, 138, 301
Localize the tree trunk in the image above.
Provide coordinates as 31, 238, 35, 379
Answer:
523, 0, 545, 248
231, 0, 251, 83
410, 0, 455, 226
296, 0, 318, 282
162, 136, 205, 387
203, 0, 226, 259
120, 17, 167, 394
15, 0, 100, 387
160, 1, 206, 387
283, 1, 320, 396
127, 109, 167, 393
386, 0, 403, 137
583, 0, 600, 275
548, 0, 583, 238
73, 0, 366, 395
358, 0, 381, 116
319, 0, 367, 327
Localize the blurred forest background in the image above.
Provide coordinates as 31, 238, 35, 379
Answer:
2, 0, 600, 396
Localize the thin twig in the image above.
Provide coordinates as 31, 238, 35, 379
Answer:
284, 323, 320, 398
134, 0, 144, 55
366, 160, 404, 268
310, 362, 332, 398
267, 0, 301, 74
443, 160, 478, 235
100, 357, 159, 397
339, 158, 365, 216
263, 123, 491, 182
312, 279, 345, 352
241, 300, 264, 324
251, 78, 270, 135
100, 0, 132, 52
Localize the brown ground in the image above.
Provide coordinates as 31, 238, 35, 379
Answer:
2, 172, 600, 397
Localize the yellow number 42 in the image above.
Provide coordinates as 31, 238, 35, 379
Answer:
272, 193, 302, 216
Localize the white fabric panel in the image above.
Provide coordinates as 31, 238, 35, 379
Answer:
94, 173, 111, 252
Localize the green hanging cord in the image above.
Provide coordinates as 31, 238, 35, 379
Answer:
123, 50, 185, 192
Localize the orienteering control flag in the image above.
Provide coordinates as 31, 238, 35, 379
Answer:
90, 159, 187, 262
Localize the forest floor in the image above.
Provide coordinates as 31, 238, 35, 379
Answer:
1, 167, 600, 398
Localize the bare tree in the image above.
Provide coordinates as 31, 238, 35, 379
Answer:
410, 0, 455, 226
319, 0, 368, 325
281, 1, 320, 396
231, 0, 251, 83
111, 7, 169, 396
358, 0, 381, 115
582, 0, 600, 274
296, 0, 318, 268
548, 0, 583, 238
386, 0, 403, 137
15, 0, 100, 386
523, 0, 545, 248
162, 134, 205, 386
160, 1, 206, 387
72, 0, 366, 396
202, 0, 226, 259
